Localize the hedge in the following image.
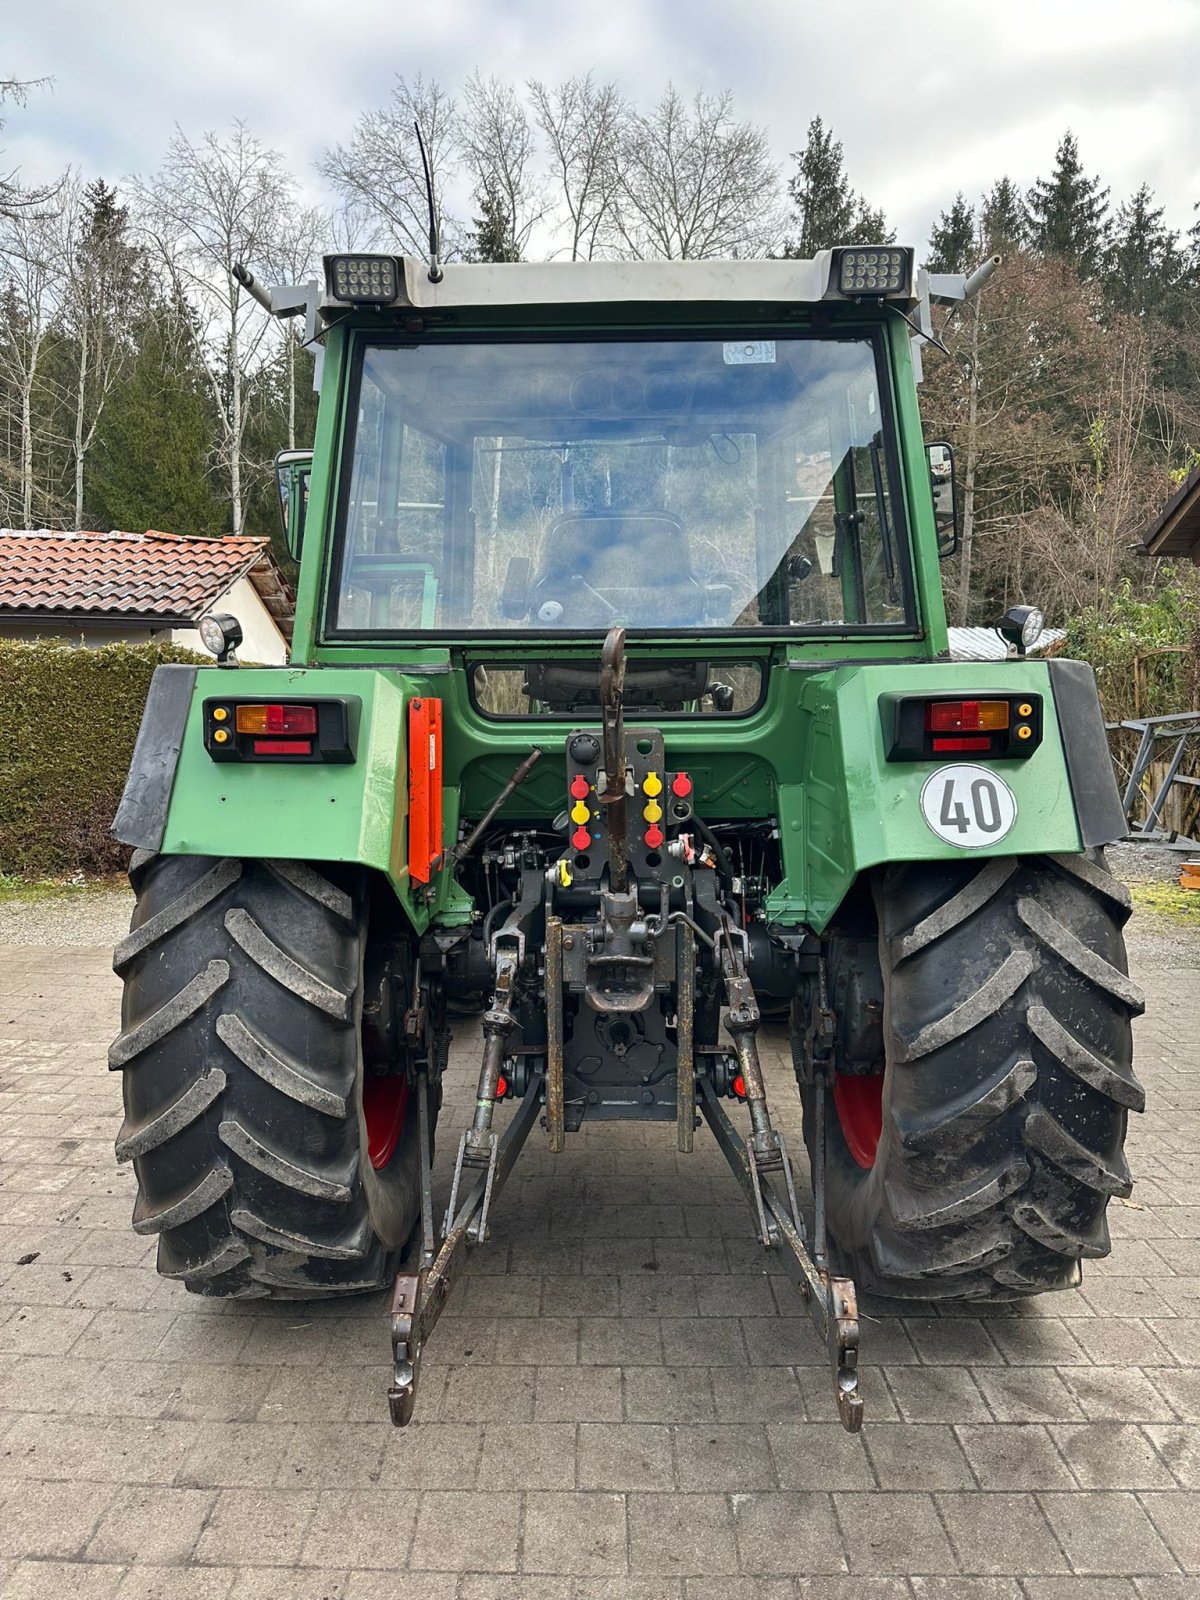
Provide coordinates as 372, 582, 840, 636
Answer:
0, 639, 206, 876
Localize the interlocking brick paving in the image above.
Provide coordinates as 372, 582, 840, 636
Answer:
0, 910, 1196, 1596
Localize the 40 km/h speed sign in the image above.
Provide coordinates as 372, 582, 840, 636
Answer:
919, 764, 1018, 849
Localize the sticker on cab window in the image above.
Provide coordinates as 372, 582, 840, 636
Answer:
723, 340, 776, 365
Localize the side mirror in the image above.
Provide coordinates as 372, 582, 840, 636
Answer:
926, 441, 959, 558
275, 449, 312, 562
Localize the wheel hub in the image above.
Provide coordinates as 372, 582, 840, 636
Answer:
364, 1075, 410, 1169
832, 1069, 883, 1169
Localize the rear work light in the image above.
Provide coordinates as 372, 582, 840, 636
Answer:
325, 254, 400, 305
203, 697, 358, 764
832, 246, 913, 298
880, 693, 1042, 762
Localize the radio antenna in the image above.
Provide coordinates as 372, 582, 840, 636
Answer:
414, 120, 443, 284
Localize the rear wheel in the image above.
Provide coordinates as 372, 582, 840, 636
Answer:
798, 851, 1145, 1299
111, 853, 438, 1299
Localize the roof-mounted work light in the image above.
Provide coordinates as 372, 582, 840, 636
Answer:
833, 247, 913, 298
324, 254, 401, 305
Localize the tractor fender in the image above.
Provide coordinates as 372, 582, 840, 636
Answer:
1046, 659, 1127, 847
112, 664, 198, 851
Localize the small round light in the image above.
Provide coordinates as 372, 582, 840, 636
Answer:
1018, 702, 1033, 718
213, 728, 229, 744
212, 706, 228, 722
198, 612, 243, 662
1016, 726, 1033, 741
199, 616, 227, 656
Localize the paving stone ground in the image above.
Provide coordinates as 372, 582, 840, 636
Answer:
0, 901, 1197, 1598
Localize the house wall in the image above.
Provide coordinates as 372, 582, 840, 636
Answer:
168, 576, 288, 665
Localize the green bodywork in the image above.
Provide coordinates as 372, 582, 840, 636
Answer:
162, 656, 1078, 936
152, 282, 1086, 936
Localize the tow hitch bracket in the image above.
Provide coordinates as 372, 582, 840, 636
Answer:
388, 1071, 542, 1427
697, 1073, 864, 1432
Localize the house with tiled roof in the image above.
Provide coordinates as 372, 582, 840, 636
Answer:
0, 529, 293, 663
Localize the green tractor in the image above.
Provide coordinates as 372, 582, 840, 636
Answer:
110, 246, 1144, 1431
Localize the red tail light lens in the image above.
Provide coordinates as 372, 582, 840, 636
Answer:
925, 699, 1009, 733
235, 703, 318, 735
930, 735, 992, 752
252, 738, 313, 755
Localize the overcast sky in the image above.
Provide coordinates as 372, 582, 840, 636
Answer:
5, 0, 1199, 254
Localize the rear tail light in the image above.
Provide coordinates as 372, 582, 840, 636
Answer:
204, 697, 357, 763
235, 702, 318, 735
930, 735, 992, 753
925, 700, 1009, 733
252, 739, 313, 755
880, 693, 1042, 761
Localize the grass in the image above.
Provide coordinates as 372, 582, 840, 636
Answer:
1129, 879, 1200, 926
0, 872, 128, 906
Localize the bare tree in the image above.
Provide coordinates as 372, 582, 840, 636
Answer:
0, 201, 64, 524
606, 87, 781, 260
326, 195, 387, 253
265, 199, 325, 450
0, 77, 62, 223
458, 73, 546, 258
319, 75, 461, 260
131, 123, 295, 534
529, 74, 625, 261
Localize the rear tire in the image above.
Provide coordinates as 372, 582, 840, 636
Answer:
799, 851, 1145, 1300
111, 853, 436, 1299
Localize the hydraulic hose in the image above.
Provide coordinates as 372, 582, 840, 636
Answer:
691, 813, 736, 884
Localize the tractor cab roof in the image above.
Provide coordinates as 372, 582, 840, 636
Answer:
312, 248, 923, 321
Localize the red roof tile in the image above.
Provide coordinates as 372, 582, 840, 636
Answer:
0, 529, 277, 621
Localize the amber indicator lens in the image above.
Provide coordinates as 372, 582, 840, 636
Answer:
235, 703, 318, 736
925, 699, 1010, 734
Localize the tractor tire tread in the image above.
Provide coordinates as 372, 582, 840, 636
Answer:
224, 907, 354, 1019
112, 854, 426, 1301
217, 1115, 357, 1202
805, 851, 1143, 1302
116, 1067, 227, 1163
215, 1011, 349, 1118
108, 961, 230, 1069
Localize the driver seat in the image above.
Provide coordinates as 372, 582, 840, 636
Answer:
528, 509, 706, 625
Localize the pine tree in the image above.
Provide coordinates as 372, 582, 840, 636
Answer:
926, 194, 976, 273
465, 180, 521, 262
1103, 184, 1182, 317
1026, 131, 1109, 276
88, 293, 225, 536
81, 178, 125, 249
782, 117, 892, 256
981, 177, 1024, 253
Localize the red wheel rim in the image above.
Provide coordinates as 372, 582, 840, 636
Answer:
832, 1070, 883, 1169
363, 1075, 410, 1170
